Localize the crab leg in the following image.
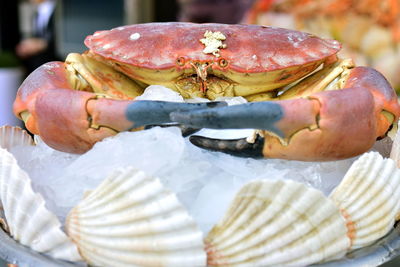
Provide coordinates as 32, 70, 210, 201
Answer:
171, 66, 400, 161
13, 62, 225, 154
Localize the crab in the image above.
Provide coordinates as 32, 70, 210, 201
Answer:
13, 22, 400, 161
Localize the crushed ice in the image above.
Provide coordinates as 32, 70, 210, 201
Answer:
9, 127, 359, 234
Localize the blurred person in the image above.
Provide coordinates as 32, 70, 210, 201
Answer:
16, 0, 59, 76
178, 0, 255, 24
0, 1, 20, 54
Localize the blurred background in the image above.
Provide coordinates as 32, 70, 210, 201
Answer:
0, 1, 400, 265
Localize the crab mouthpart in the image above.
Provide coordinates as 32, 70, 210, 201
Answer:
175, 62, 235, 100
190, 62, 212, 93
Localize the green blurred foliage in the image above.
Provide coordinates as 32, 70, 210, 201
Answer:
0, 51, 20, 68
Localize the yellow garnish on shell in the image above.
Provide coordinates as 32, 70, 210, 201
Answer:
200, 30, 227, 57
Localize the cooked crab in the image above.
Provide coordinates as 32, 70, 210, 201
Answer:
13, 22, 400, 161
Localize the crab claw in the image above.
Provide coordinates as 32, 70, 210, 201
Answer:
171, 67, 400, 161
170, 100, 317, 138
189, 134, 266, 158
110, 100, 226, 128
13, 62, 226, 154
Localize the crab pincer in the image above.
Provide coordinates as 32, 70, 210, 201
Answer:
14, 62, 225, 153
171, 66, 400, 161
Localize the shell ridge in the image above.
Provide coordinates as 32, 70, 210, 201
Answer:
346, 156, 396, 215
2, 159, 28, 230
330, 153, 376, 206
78, 168, 146, 208
353, 201, 394, 231
68, 209, 197, 238
345, 174, 391, 219
78, 171, 124, 205
330, 152, 400, 249
18, 195, 48, 244
72, 192, 181, 227
213, 181, 261, 232
73, 228, 204, 252
78, 174, 164, 214
205, 182, 260, 246
210, 180, 293, 247
210, 181, 280, 247
84, 168, 147, 204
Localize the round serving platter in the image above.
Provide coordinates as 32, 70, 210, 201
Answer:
0, 221, 399, 266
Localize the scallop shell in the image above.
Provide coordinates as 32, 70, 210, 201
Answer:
0, 147, 82, 261
0, 126, 34, 150
330, 151, 400, 249
205, 179, 350, 266
66, 167, 206, 267
390, 121, 400, 167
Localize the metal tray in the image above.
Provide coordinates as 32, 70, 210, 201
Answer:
1, 223, 400, 267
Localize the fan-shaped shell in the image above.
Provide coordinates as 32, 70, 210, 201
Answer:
330, 151, 400, 249
0, 126, 34, 151
390, 122, 400, 167
205, 179, 350, 266
66, 167, 206, 267
0, 147, 82, 261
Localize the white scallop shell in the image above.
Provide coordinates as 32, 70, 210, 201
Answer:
66, 167, 206, 267
330, 151, 400, 249
390, 121, 400, 167
0, 147, 82, 261
0, 126, 34, 150
205, 179, 350, 266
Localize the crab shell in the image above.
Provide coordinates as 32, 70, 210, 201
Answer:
12, 23, 400, 160
83, 23, 339, 88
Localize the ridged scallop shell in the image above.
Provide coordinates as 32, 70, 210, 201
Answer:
330, 151, 400, 249
390, 122, 400, 167
66, 167, 206, 267
0, 126, 34, 150
205, 179, 350, 267
0, 147, 82, 261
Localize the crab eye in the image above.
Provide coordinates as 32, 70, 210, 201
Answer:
218, 58, 228, 68
176, 57, 186, 66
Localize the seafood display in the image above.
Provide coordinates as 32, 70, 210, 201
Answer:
2, 20, 400, 266
13, 22, 400, 161
244, 0, 400, 91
